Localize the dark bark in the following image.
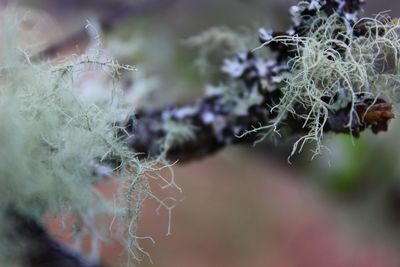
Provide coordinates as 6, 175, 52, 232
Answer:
126, 85, 393, 163
9, 212, 104, 267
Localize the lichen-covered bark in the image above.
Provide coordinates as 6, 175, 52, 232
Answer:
127, 85, 393, 162
126, 0, 394, 162
126, 84, 280, 162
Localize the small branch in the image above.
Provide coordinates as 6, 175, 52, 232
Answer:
9, 211, 104, 267
126, 89, 278, 162
34, 0, 175, 60
126, 84, 393, 163
125, 0, 395, 162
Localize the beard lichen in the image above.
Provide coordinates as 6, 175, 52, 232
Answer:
0, 12, 179, 266
252, 13, 400, 160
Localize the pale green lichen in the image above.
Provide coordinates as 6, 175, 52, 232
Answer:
186, 26, 254, 79
250, 13, 400, 160
161, 120, 197, 153
0, 11, 179, 265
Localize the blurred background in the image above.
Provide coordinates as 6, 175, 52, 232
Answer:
3, 0, 400, 266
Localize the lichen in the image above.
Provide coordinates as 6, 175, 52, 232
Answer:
161, 120, 197, 153
186, 26, 254, 80
249, 13, 400, 160
0, 11, 178, 265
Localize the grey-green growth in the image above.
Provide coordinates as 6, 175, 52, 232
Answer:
0, 12, 178, 265
252, 14, 400, 159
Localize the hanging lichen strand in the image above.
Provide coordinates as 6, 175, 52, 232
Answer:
0, 13, 179, 265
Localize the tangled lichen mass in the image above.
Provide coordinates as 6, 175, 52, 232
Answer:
248, 10, 400, 159
0, 13, 179, 265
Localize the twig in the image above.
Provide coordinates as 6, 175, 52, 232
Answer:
126, 83, 393, 162
125, 0, 395, 162
9, 211, 104, 267
34, 0, 175, 60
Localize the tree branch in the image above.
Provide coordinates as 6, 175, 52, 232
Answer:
126, 80, 393, 162
126, 0, 395, 162
9, 211, 104, 267
34, 0, 175, 60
